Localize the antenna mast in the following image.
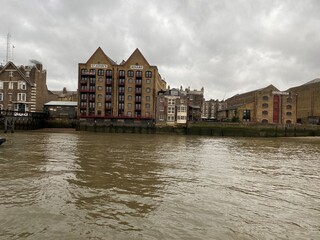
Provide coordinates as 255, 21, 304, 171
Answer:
6, 32, 11, 63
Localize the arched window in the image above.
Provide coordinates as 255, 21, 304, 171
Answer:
262, 96, 269, 101
261, 119, 268, 124
286, 105, 292, 110
262, 103, 268, 108
145, 71, 152, 78
286, 120, 292, 124
262, 110, 268, 115
286, 112, 292, 116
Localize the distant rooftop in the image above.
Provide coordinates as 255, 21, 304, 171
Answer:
303, 78, 320, 85
44, 101, 77, 106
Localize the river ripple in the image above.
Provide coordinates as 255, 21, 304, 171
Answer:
0, 131, 319, 239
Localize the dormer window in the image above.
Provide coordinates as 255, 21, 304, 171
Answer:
9, 71, 13, 77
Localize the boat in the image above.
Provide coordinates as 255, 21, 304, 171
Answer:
0, 137, 6, 145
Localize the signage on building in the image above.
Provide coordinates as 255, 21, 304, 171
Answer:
90, 64, 108, 68
130, 65, 143, 70
272, 91, 289, 95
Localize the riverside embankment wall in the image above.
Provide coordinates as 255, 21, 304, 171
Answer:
75, 121, 320, 137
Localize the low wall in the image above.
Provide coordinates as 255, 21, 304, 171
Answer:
76, 120, 320, 137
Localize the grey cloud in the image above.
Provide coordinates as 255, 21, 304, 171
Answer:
0, 0, 319, 99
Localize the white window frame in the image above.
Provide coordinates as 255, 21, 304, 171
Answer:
0, 82, 3, 89
0, 93, 3, 101
18, 81, 26, 90
9, 82, 14, 89
17, 93, 26, 102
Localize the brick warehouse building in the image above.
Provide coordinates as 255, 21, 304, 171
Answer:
78, 47, 166, 123
225, 85, 297, 124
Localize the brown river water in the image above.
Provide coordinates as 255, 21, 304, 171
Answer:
0, 131, 319, 240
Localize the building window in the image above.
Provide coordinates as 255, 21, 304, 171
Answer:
243, 110, 251, 121
0, 104, 3, 110
106, 86, 112, 93
119, 86, 125, 93
286, 112, 292, 116
262, 110, 268, 115
128, 87, 132, 92
105, 102, 111, 108
98, 69, 104, 76
128, 70, 134, 77
168, 106, 175, 114
286, 120, 292, 124
106, 69, 112, 76
18, 81, 26, 90
106, 78, 112, 85
0, 82, 3, 89
106, 94, 112, 100
8, 82, 14, 89
128, 103, 132, 109
168, 99, 175, 105
9, 71, 13, 77
81, 94, 87, 100
119, 70, 125, 77
145, 71, 152, 78
97, 102, 102, 107
146, 87, 151, 93
89, 69, 95, 75
128, 78, 133, 83
168, 115, 175, 121
146, 103, 150, 109
262, 96, 269, 101
136, 70, 142, 78
287, 97, 292, 104
17, 93, 26, 101
8, 93, 12, 101
0, 93, 3, 101
128, 111, 132, 116
262, 103, 268, 108
119, 95, 125, 101
146, 79, 151, 84
128, 95, 132, 100
98, 86, 103, 91
98, 77, 103, 82
98, 94, 102, 100
286, 105, 292, 110
135, 103, 141, 110
261, 119, 268, 124
146, 96, 150, 101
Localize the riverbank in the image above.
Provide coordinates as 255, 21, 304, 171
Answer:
76, 122, 320, 137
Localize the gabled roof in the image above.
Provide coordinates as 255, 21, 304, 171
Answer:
0, 61, 33, 86
84, 47, 117, 66
125, 48, 151, 67
228, 84, 279, 99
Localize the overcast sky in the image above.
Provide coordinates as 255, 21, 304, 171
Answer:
0, 0, 319, 100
